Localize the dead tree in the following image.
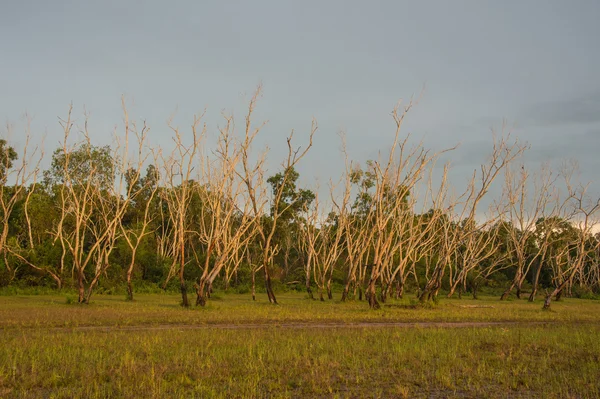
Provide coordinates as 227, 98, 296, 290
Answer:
386, 163, 451, 301
297, 194, 323, 300
500, 163, 557, 300
340, 160, 376, 302
543, 174, 600, 309
194, 117, 257, 306
159, 112, 206, 307
116, 102, 159, 301
419, 132, 526, 302
0, 120, 46, 284
239, 85, 316, 304
447, 219, 501, 298
49, 106, 136, 303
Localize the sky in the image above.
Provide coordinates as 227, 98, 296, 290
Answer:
1, 0, 599, 212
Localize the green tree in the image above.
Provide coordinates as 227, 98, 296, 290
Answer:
267, 167, 315, 282
0, 139, 18, 183
45, 139, 119, 303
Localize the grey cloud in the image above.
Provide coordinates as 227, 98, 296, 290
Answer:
518, 91, 600, 129
523, 127, 600, 163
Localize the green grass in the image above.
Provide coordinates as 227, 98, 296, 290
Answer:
1, 293, 599, 398
1, 292, 599, 328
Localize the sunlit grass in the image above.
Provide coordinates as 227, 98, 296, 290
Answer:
1, 293, 599, 398
0, 291, 598, 329
1, 325, 599, 398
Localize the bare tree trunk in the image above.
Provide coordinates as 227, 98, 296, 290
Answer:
264, 268, 277, 304
447, 283, 458, 299
196, 278, 207, 306
555, 288, 563, 301
544, 279, 568, 309
501, 279, 517, 301
282, 244, 290, 282
366, 278, 380, 309
543, 289, 552, 309
419, 287, 430, 303
126, 266, 134, 301
566, 278, 573, 297
179, 258, 189, 307
85, 267, 106, 304
529, 261, 542, 302
127, 279, 134, 301
380, 284, 388, 303
432, 284, 442, 300
77, 269, 85, 304
341, 277, 353, 302
420, 269, 441, 303
395, 276, 404, 300
251, 269, 256, 301
306, 264, 314, 300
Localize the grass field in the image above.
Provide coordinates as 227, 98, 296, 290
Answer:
1, 292, 599, 398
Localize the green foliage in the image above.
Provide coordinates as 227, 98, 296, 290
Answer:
0, 138, 18, 182
267, 166, 315, 222
43, 143, 115, 190
2, 134, 600, 312
572, 285, 600, 300
234, 283, 250, 294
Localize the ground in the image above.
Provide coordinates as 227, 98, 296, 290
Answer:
0, 292, 599, 398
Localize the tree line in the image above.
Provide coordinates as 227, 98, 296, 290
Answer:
2, 90, 599, 310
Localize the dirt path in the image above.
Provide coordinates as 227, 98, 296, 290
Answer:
9, 320, 562, 332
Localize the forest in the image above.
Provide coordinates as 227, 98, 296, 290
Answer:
1, 90, 599, 311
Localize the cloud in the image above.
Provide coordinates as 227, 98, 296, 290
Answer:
518, 91, 600, 128
521, 126, 600, 162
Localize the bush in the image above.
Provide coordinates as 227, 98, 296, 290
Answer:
572, 286, 600, 300
235, 284, 250, 294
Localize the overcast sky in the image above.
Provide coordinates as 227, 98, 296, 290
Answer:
1, 0, 599, 208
